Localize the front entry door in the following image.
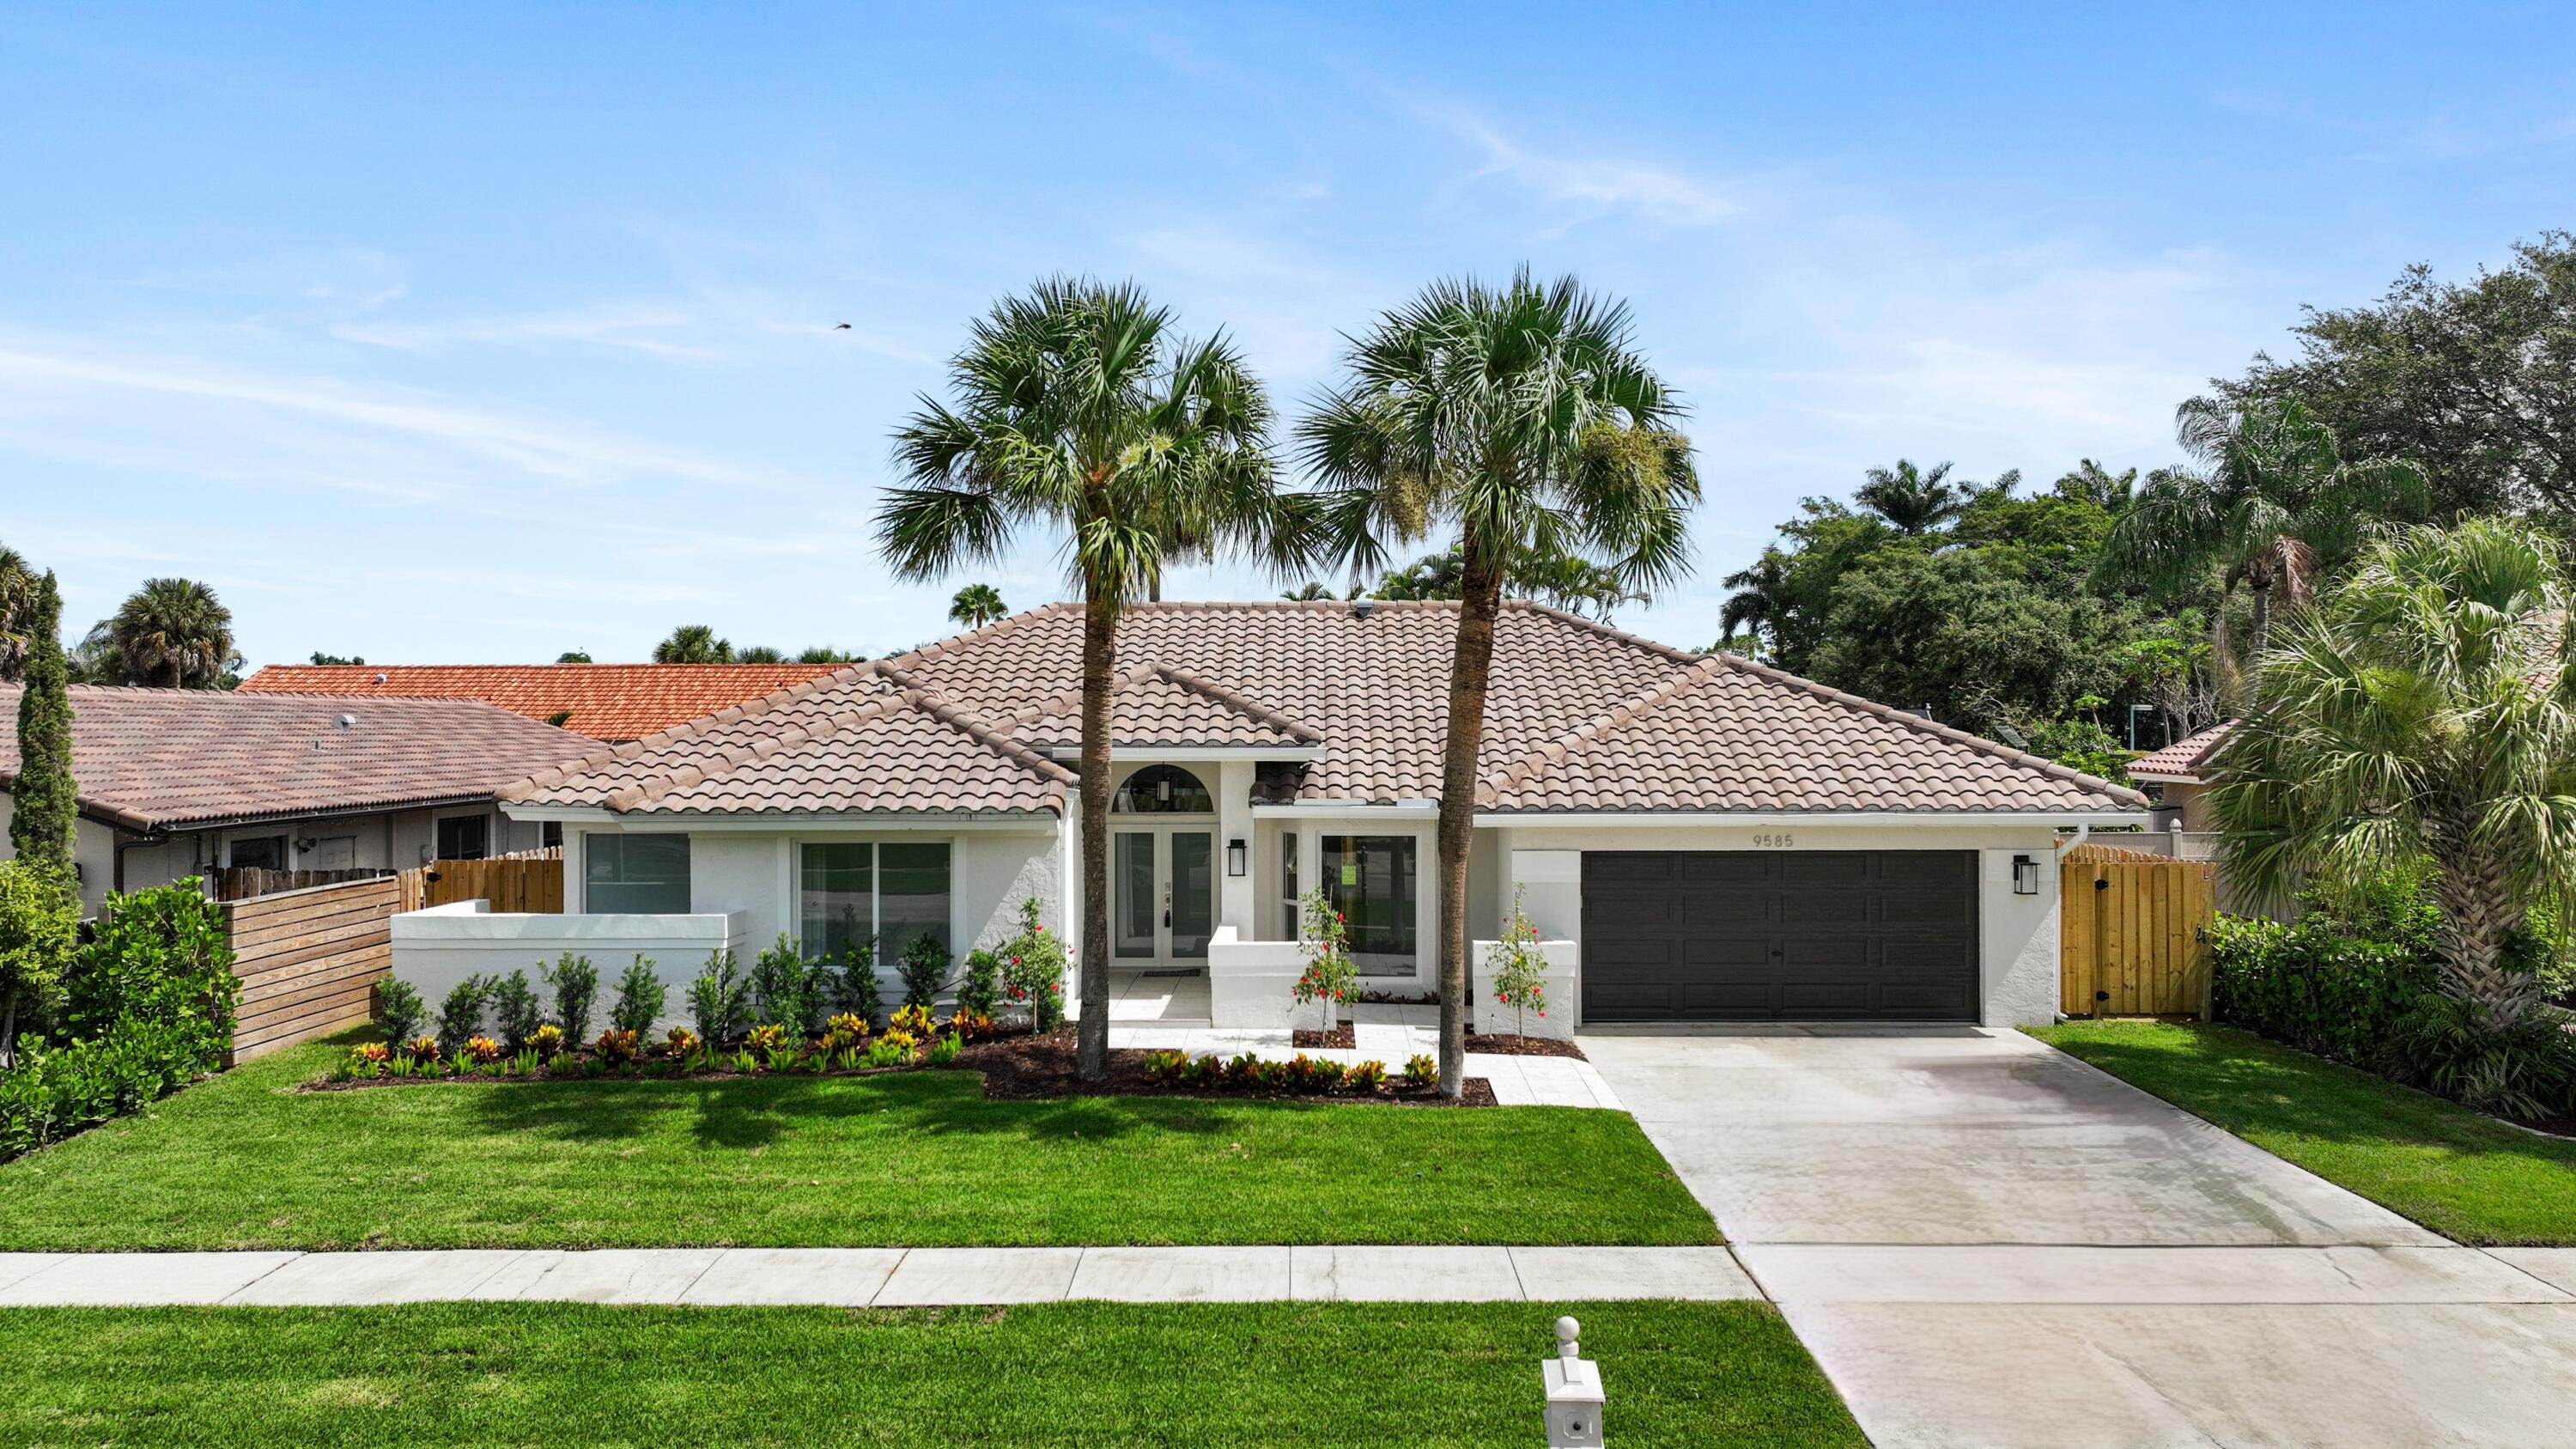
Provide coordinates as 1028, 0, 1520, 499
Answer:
1113, 828, 1216, 967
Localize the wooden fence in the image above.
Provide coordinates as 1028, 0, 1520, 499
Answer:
224, 875, 399, 1062
206, 865, 394, 903
2060, 843, 2218, 1019
397, 849, 563, 913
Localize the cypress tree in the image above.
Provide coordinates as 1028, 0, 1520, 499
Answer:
10, 571, 77, 878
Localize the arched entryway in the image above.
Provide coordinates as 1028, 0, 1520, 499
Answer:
1109, 764, 1218, 970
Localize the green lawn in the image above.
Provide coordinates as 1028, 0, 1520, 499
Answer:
0, 1300, 1858, 1448
0, 1035, 1716, 1251
2030, 1020, 2576, 1245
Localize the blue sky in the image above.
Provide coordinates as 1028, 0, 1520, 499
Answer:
5, 3, 2573, 668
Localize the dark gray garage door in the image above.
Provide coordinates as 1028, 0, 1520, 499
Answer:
1582, 851, 1979, 1021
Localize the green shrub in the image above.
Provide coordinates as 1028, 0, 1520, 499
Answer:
957, 948, 1001, 1020
1400, 1054, 1437, 1092
541, 953, 598, 1042
826, 940, 882, 1027
64, 881, 236, 1058
376, 977, 425, 1047
488, 970, 542, 1052
2209, 914, 2436, 1065
0, 861, 77, 1063
608, 955, 665, 1037
999, 898, 1066, 1032
927, 1032, 963, 1066
0, 1020, 202, 1160
896, 933, 951, 1011
2381, 994, 2576, 1121
434, 975, 489, 1056
1143, 1048, 1188, 1085
749, 935, 826, 1035
688, 947, 750, 1045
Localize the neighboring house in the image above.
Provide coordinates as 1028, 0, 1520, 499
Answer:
237, 663, 845, 743
0, 685, 596, 914
400, 601, 2147, 1031
2127, 721, 2238, 834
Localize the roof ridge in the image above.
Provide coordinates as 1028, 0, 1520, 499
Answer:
1506, 600, 1709, 666
1701, 650, 2150, 807
880, 669, 1081, 787
1145, 665, 1326, 743
601, 681, 922, 812
871, 601, 1082, 677
499, 661, 880, 804
1479, 654, 1734, 803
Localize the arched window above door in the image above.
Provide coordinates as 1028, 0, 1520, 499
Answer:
1111, 764, 1213, 814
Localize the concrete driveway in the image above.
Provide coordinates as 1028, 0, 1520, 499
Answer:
1582, 1027, 2576, 1448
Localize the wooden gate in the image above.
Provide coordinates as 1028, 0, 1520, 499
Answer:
2060, 843, 2216, 1018
397, 849, 563, 913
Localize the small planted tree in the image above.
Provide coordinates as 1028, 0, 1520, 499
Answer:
434, 975, 489, 1056
541, 953, 598, 1043
1291, 886, 1355, 1032
9, 571, 76, 877
897, 933, 951, 1012
957, 947, 1001, 1020
999, 897, 1066, 1032
376, 977, 425, 1050
1486, 887, 1551, 1042
749, 935, 826, 1035
827, 937, 882, 1027
488, 970, 543, 1053
609, 955, 666, 1037
0, 861, 76, 1067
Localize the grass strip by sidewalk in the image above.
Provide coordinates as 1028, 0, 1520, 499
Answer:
0, 1035, 1716, 1251
0, 1300, 1862, 1448
2030, 1020, 2576, 1245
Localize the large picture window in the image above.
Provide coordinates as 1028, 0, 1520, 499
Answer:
585, 834, 691, 914
799, 840, 951, 967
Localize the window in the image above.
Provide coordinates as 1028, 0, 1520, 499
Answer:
585, 834, 691, 914
540, 821, 563, 849
1321, 834, 1419, 976
311, 836, 357, 870
1111, 764, 1212, 814
435, 813, 490, 861
228, 835, 288, 871
799, 841, 951, 967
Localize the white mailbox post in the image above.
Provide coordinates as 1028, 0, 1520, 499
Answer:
1543, 1315, 1606, 1447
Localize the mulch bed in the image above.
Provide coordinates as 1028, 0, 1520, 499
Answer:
960, 1032, 1496, 1106
1288, 1023, 1587, 1061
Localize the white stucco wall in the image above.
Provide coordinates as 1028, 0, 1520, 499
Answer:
391, 901, 745, 1035
1489, 820, 2076, 1028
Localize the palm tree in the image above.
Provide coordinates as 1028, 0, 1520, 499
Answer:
653, 625, 733, 663
108, 578, 234, 689
1856, 459, 1971, 534
1280, 581, 1338, 601
1300, 269, 1697, 1097
948, 583, 1008, 630
880, 277, 1302, 1081
2214, 518, 2576, 1038
1717, 548, 1794, 657
2054, 459, 2137, 510
2099, 397, 2427, 665
0, 544, 35, 683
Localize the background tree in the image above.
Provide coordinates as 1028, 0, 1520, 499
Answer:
555, 649, 592, 663
948, 582, 1008, 630
652, 625, 734, 663
2099, 397, 2428, 669
1360, 548, 1643, 618
2213, 518, 2576, 1037
735, 645, 787, 662
1302, 270, 1696, 1096
10, 571, 77, 878
0, 545, 35, 683
2217, 233, 2575, 518
796, 645, 865, 663
879, 277, 1301, 1081
1717, 549, 1793, 656
100, 577, 234, 689
1279, 581, 1340, 601
307, 651, 364, 666
1854, 459, 2017, 535
2053, 460, 2137, 510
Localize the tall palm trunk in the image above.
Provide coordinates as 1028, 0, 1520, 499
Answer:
1075, 590, 1119, 1081
2430, 831, 2545, 1031
1432, 538, 1504, 1099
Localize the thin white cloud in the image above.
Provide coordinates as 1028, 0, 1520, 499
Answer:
331, 304, 717, 359
1420, 103, 1743, 230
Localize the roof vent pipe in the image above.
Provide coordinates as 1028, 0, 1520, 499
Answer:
1351, 599, 1375, 618
335, 714, 357, 730
374, 673, 387, 684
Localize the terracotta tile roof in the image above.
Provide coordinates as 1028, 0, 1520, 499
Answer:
2127, 721, 2238, 783
236, 663, 845, 741
502, 601, 2146, 819
0, 685, 598, 833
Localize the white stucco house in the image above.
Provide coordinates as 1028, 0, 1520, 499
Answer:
390, 600, 2147, 1031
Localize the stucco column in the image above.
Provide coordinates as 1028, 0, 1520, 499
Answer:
1217, 759, 1255, 936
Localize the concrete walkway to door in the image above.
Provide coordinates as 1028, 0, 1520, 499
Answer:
1581, 1026, 2576, 1449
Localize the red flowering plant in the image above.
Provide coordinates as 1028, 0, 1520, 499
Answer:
1487, 886, 1550, 1042
1291, 887, 1355, 1030
999, 896, 1067, 1032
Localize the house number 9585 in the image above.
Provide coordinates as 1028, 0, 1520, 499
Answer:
1751, 832, 1795, 849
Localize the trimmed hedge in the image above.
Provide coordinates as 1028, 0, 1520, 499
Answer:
2208, 913, 2437, 1066
0, 882, 236, 1162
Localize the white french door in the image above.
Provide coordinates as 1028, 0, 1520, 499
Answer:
1112, 826, 1216, 968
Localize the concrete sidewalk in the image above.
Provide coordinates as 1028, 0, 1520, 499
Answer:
0, 1245, 1758, 1308
1585, 1027, 2576, 1449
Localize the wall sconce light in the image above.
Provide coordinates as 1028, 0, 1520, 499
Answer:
2012, 855, 2039, 895
1226, 838, 1247, 877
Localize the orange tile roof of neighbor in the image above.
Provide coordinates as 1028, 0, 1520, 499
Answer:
501, 602, 2150, 819
0, 685, 598, 833
235, 663, 847, 741
2126, 721, 2238, 782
